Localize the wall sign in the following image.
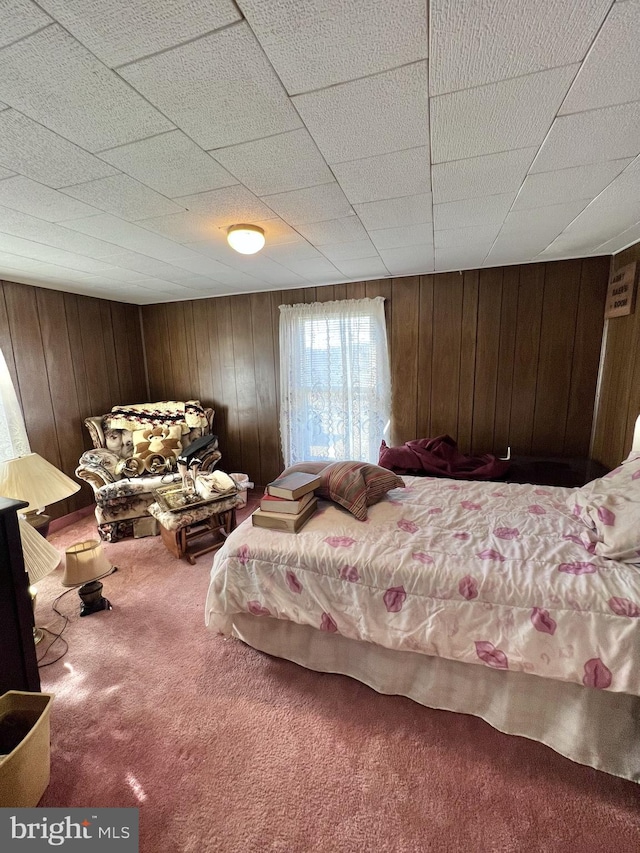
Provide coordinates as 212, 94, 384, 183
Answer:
605, 261, 637, 318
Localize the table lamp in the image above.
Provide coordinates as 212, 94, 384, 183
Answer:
0, 453, 81, 536
62, 540, 114, 617
0, 347, 79, 536
19, 516, 61, 644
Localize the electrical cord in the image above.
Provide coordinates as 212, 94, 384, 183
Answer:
36, 587, 73, 667
36, 566, 118, 668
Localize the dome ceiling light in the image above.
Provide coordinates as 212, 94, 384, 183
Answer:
226, 224, 265, 255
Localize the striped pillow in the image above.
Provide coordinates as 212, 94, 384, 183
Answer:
318, 462, 404, 521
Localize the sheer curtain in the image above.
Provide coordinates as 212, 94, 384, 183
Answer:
0, 347, 30, 463
279, 297, 390, 467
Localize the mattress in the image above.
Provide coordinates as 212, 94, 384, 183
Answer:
206, 476, 640, 697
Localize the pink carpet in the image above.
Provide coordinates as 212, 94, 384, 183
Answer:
33, 496, 640, 852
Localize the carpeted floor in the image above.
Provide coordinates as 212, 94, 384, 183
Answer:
32, 496, 640, 853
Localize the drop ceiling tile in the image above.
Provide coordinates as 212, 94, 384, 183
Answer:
435, 245, 490, 270
434, 193, 515, 231
263, 240, 323, 264
0, 176, 100, 222
38, 0, 241, 67
333, 258, 390, 279
62, 174, 185, 221
200, 249, 307, 286
62, 212, 199, 260
292, 62, 429, 164
211, 129, 333, 197
103, 249, 229, 284
178, 244, 267, 286
369, 224, 433, 251
501, 199, 591, 239
530, 102, 640, 173
98, 131, 237, 198
432, 148, 537, 204
484, 231, 555, 265
594, 221, 640, 254
354, 194, 433, 230
542, 161, 640, 251
0, 103, 7, 111
262, 183, 353, 226
513, 159, 633, 209
0, 26, 173, 151
320, 239, 378, 262
430, 0, 610, 95
333, 147, 430, 204
121, 22, 301, 150
296, 216, 368, 246
0, 207, 122, 257
238, 0, 428, 94
431, 65, 578, 163
283, 257, 345, 282
560, 0, 640, 114
379, 245, 434, 275
0, 1, 52, 50
0, 166, 16, 180
0, 233, 121, 272
434, 225, 500, 249
175, 185, 277, 226
137, 211, 217, 243
0, 109, 119, 188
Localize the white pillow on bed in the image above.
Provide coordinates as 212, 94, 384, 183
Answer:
567, 456, 640, 562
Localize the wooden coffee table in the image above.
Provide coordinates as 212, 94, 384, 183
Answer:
148, 494, 240, 564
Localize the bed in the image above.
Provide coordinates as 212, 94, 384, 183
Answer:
206, 418, 640, 782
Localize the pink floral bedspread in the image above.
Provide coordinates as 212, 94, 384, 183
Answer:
205, 477, 640, 695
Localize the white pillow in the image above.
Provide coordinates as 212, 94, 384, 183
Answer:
567, 456, 640, 562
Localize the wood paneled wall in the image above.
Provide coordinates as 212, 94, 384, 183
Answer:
0, 279, 148, 518
142, 257, 609, 488
591, 242, 640, 469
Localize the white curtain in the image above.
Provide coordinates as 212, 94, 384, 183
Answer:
0, 347, 30, 463
279, 297, 390, 466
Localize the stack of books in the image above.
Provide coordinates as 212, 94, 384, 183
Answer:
252, 472, 321, 532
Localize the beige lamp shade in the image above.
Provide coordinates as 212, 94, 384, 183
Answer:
19, 518, 61, 584
0, 453, 80, 512
62, 540, 114, 587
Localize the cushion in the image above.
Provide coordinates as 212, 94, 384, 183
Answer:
279, 461, 404, 521
128, 425, 183, 474
567, 455, 640, 562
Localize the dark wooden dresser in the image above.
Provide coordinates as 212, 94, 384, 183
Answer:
0, 498, 41, 693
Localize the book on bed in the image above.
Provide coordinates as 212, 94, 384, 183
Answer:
252, 498, 318, 532
266, 472, 321, 500
260, 490, 315, 514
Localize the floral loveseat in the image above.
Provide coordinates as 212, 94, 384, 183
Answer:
76, 401, 221, 542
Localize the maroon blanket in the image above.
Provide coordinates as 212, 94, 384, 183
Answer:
378, 435, 510, 480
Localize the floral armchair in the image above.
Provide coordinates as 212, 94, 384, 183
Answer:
76, 401, 221, 542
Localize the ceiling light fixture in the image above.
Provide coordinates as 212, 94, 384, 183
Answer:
227, 224, 265, 255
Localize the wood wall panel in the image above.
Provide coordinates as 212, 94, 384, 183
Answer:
472, 269, 503, 454
0, 279, 148, 518
457, 271, 479, 451
390, 276, 419, 444
591, 242, 640, 468
531, 260, 581, 455
430, 273, 463, 440
142, 257, 609, 487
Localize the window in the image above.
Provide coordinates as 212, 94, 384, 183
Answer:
279, 297, 390, 466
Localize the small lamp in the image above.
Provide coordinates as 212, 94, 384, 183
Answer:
227, 224, 265, 254
0, 453, 80, 536
62, 540, 114, 617
19, 517, 61, 644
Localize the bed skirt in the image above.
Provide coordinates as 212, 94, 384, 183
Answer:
227, 614, 640, 783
